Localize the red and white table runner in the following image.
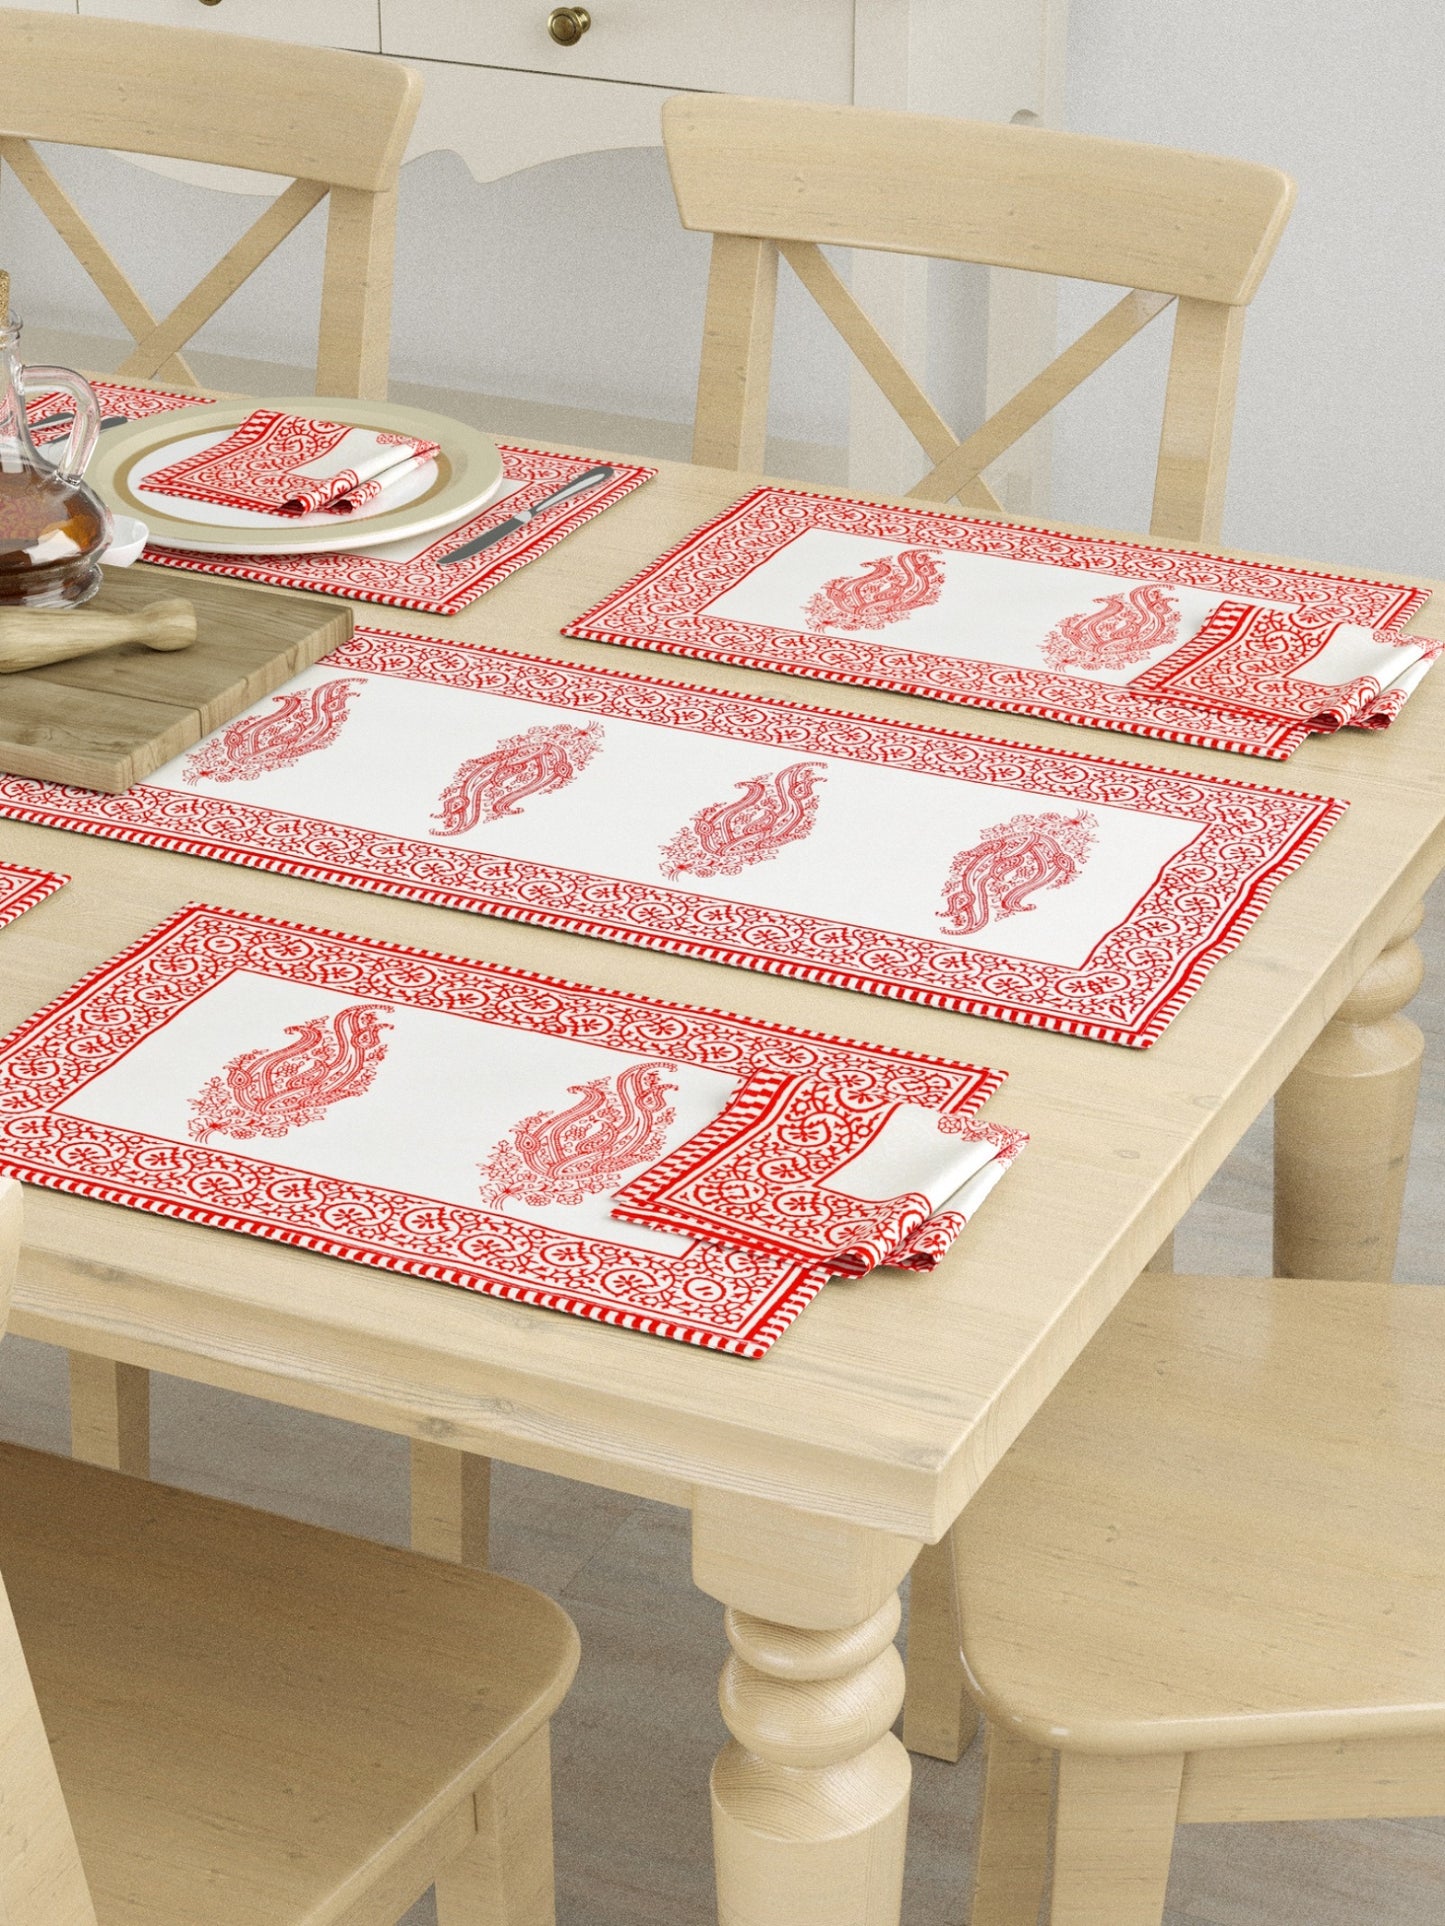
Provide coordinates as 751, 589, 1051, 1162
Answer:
0, 630, 1346, 1048
0, 903, 1013, 1356
27, 384, 655, 617
0, 861, 65, 930
141, 408, 441, 517
563, 486, 1435, 759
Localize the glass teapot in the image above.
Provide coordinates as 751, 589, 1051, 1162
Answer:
0, 311, 112, 609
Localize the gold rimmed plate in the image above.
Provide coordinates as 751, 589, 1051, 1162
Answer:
91, 397, 505, 555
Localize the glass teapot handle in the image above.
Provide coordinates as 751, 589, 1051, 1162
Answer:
21, 365, 102, 482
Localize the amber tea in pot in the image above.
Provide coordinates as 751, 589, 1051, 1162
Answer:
0, 293, 111, 609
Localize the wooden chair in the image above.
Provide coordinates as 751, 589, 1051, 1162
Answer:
662, 94, 1295, 544
948, 1270, 1445, 1926
0, 7, 422, 398
0, 1181, 579, 1925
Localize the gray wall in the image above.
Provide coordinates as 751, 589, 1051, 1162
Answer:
3, 0, 1439, 577
1052, 0, 1444, 580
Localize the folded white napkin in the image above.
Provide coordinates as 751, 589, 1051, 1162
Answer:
611, 1069, 1027, 1279
144, 408, 440, 517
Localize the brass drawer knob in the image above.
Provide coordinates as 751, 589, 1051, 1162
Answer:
547, 7, 591, 45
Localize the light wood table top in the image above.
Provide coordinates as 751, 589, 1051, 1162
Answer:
3, 451, 1443, 1544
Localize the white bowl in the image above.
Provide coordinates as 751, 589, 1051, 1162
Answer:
102, 516, 149, 568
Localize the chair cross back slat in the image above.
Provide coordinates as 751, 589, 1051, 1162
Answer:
776, 238, 963, 475
0, 136, 197, 385
0, 138, 332, 386
666, 95, 1294, 545
0, 10, 422, 399
909, 286, 1176, 507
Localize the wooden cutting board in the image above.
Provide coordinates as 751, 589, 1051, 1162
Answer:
0, 567, 353, 793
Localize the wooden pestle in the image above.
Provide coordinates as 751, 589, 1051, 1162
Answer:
0, 599, 198, 673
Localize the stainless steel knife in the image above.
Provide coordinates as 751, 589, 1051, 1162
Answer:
29, 412, 129, 433
437, 465, 616, 565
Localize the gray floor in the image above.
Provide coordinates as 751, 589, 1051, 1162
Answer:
0, 878, 1438, 1926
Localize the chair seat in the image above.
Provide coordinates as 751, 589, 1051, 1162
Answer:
0, 1442, 578, 1925
953, 1275, 1445, 1757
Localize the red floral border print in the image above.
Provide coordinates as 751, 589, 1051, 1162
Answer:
26, 380, 217, 447
562, 487, 1431, 758
1130, 600, 1405, 730
0, 630, 1348, 1048
615, 1078, 1028, 1277
142, 444, 655, 617
0, 862, 66, 930
142, 410, 437, 516
611, 1070, 953, 1276
0, 904, 1005, 1357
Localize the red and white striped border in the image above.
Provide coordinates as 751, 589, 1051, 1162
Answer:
0, 862, 66, 930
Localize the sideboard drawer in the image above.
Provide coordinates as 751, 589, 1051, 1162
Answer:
77, 0, 382, 53
381, 1, 854, 103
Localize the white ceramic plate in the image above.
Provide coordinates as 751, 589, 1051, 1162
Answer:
128, 431, 443, 531
90, 398, 505, 555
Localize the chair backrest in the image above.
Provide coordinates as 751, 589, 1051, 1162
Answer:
0, 1179, 97, 1925
0, 8, 422, 398
663, 94, 1295, 544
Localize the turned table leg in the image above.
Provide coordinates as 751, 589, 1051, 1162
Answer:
1275, 905, 1425, 1280
68, 1354, 149, 1475
693, 1491, 921, 1926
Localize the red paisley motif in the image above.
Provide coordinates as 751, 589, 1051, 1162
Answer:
0, 632, 1349, 1046
431, 721, 603, 835
941, 811, 1098, 937
185, 678, 365, 784
1041, 585, 1180, 673
804, 548, 947, 631
659, 761, 827, 880
477, 1061, 679, 1209
189, 1001, 393, 1142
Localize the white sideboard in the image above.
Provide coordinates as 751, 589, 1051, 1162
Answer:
28, 0, 1070, 500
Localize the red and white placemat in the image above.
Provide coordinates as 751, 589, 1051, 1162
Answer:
0, 861, 65, 930
563, 486, 1435, 759
0, 902, 1011, 1356
148, 444, 654, 614
0, 630, 1346, 1047
28, 378, 216, 442
25, 384, 654, 617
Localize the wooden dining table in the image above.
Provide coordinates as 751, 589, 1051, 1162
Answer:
2, 437, 1441, 1926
